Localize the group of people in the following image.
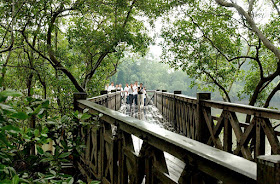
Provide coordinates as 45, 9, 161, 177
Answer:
105, 81, 147, 108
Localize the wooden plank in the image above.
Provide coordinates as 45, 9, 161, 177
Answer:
203, 108, 223, 150
255, 118, 265, 158
202, 100, 280, 120
223, 112, 232, 153
261, 118, 280, 154
229, 112, 253, 160
207, 112, 224, 146
233, 118, 256, 156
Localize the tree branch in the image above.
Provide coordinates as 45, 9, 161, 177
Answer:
215, 0, 280, 60
264, 81, 280, 108
47, 5, 86, 93
203, 70, 231, 102
271, 0, 280, 16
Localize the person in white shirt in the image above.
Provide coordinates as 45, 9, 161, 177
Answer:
107, 82, 115, 92
118, 84, 123, 91
105, 84, 109, 91
124, 83, 129, 104
128, 83, 134, 106
119, 84, 124, 103
133, 81, 138, 105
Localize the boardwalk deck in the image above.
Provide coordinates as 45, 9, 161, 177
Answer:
119, 104, 184, 183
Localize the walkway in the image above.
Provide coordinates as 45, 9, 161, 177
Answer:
118, 104, 175, 131
118, 104, 184, 183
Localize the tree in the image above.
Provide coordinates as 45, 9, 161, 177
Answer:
0, 0, 152, 94
161, 0, 280, 107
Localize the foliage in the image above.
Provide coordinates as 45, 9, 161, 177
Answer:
160, 0, 280, 107
0, 89, 97, 183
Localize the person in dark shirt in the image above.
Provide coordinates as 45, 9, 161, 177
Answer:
138, 83, 144, 108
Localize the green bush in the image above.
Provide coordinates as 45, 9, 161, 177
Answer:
0, 89, 98, 184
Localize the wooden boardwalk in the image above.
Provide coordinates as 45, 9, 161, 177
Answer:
118, 104, 175, 131
119, 104, 184, 183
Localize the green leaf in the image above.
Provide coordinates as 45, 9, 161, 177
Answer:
0, 104, 16, 112
19, 178, 31, 183
2, 125, 20, 133
0, 132, 9, 146
0, 90, 23, 98
42, 127, 49, 134
90, 181, 101, 184
41, 133, 48, 137
67, 178, 74, 184
41, 100, 49, 108
34, 129, 40, 137
37, 146, 44, 155
31, 105, 42, 115
40, 157, 53, 163
58, 152, 71, 159
81, 113, 91, 120
12, 174, 19, 184
49, 169, 56, 176
83, 108, 89, 113
12, 112, 28, 120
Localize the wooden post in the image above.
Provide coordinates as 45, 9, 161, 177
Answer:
196, 93, 211, 144
100, 90, 108, 108
174, 91, 182, 130
255, 118, 265, 158
111, 90, 116, 110
162, 90, 167, 115
257, 155, 280, 184
73, 92, 87, 172
74, 92, 87, 111
156, 90, 160, 108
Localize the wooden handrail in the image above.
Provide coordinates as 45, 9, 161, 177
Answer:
154, 90, 280, 161
74, 91, 280, 184
76, 98, 257, 183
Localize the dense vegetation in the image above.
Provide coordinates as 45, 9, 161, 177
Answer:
1, 0, 280, 182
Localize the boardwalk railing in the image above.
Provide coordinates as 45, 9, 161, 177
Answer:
86, 90, 122, 110
74, 92, 280, 184
154, 90, 280, 161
